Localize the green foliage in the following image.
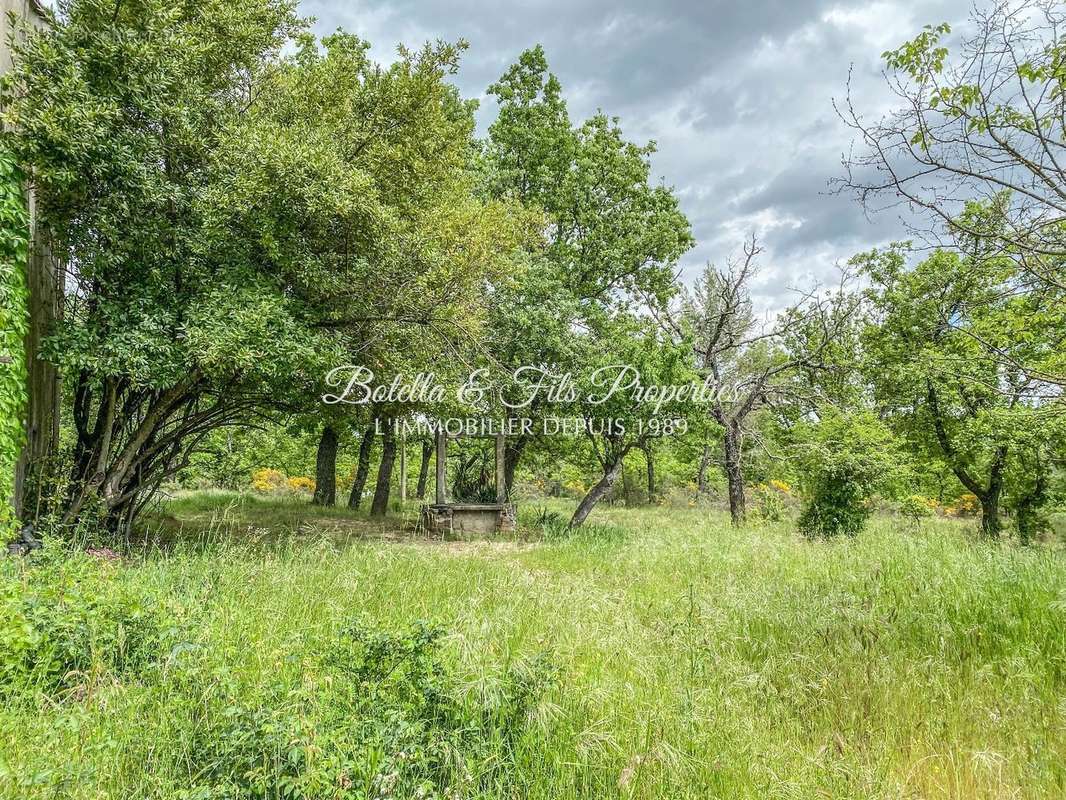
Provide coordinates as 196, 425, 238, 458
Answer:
857, 241, 1066, 538
479, 46, 694, 523
181, 425, 353, 492
797, 410, 906, 538
521, 504, 626, 543
2, 498, 1065, 797
751, 483, 786, 524
181, 620, 554, 799
0, 540, 558, 798
898, 494, 935, 525
0, 148, 28, 534
1, 1, 518, 527
485, 45, 692, 305
0, 546, 180, 697
882, 23, 951, 79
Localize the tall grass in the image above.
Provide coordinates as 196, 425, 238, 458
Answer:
1, 496, 1063, 798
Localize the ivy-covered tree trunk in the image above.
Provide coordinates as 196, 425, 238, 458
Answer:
348, 425, 375, 510
0, 151, 30, 535
19, 209, 61, 523
312, 425, 338, 506
370, 425, 396, 518
415, 439, 432, 499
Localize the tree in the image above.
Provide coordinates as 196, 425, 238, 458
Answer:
795, 409, 906, 538
415, 438, 433, 500
348, 422, 376, 510
838, 1, 1066, 384
2, 2, 515, 531
675, 237, 858, 525
481, 46, 693, 495
564, 313, 696, 528
370, 421, 396, 518
311, 425, 339, 506
858, 243, 1064, 537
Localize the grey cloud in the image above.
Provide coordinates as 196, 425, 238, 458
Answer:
302, 0, 974, 309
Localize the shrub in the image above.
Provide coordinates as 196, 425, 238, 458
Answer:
796, 410, 906, 538
250, 468, 286, 493
945, 492, 980, 517
899, 494, 935, 525
751, 483, 785, 523
181, 620, 556, 799
0, 546, 179, 696
286, 476, 315, 494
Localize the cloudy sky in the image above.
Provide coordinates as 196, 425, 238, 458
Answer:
33, 0, 980, 309
304, 1, 975, 311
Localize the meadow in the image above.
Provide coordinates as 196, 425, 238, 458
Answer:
0, 494, 1063, 800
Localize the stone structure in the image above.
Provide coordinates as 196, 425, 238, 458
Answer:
420, 431, 517, 538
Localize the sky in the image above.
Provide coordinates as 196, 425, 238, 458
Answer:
299, 0, 976, 313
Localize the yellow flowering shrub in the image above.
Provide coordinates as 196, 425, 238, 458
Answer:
287, 476, 315, 494
945, 492, 980, 517
251, 468, 286, 493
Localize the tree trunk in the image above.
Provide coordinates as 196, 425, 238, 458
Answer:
979, 492, 1001, 537
926, 380, 1003, 538
722, 422, 745, 525
59, 371, 202, 528
348, 425, 375, 509
696, 445, 712, 496
15, 204, 61, 524
1013, 460, 1048, 545
503, 436, 527, 497
415, 439, 432, 499
570, 455, 626, 528
312, 425, 338, 506
979, 445, 1006, 538
621, 462, 634, 506
370, 425, 396, 518
644, 443, 656, 504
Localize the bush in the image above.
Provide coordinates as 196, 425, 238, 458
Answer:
796, 410, 906, 538
945, 492, 980, 517
899, 494, 936, 525
250, 468, 286, 493
286, 476, 315, 494
179, 620, 556, 799
751, 483, 786, 523
0, 546, 180, 696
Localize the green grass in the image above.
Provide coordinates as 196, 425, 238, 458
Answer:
1, 493, 1064, 799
